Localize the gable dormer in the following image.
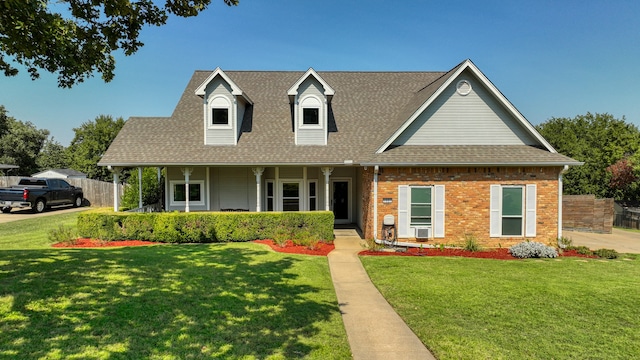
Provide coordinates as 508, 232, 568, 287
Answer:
288, 68, 335, 146
195, 68, 252, 146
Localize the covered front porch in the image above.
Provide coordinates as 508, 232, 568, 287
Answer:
113, 165, 364, 227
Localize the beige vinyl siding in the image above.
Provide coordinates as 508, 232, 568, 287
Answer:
210, 167, 256, 211
204, 78, 236, 146
392, 70, 538, 146
165, 167, 208, 211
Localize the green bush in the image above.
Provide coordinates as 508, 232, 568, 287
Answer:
593, 248, 619, 259
121, 168, 163, 210
77, 209, 334, 243
566, 245, 593, 255
48, 224, 78, 245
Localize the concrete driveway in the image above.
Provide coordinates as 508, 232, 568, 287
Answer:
564, 228, 640, 254
0, 206, 87, 224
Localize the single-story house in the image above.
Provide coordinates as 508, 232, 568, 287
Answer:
31, 168, 87, 179
99, 59, 581, 247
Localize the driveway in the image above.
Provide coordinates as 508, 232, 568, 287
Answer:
0, 206, 87, 224
564, 228, 640, 254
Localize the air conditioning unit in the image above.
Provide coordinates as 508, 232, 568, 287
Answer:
415, 227, 431, 239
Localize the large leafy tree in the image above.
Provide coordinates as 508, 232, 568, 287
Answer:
67, 115, 124, 181
0, 0, 239, 87
536, 113, 640, 201
36, 137, 69, 170
0, 105, 49, 175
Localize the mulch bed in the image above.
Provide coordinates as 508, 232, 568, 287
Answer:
52, 238, 161, 248
359, 247, 597, 260
52, 238, 335, 256
253, 239, 335, 256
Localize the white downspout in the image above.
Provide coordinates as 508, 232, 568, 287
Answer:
373, 165, 379, 240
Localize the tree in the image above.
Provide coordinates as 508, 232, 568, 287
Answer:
0, 0, 238, 88
121, 167, 163, 210
67, 115, 125, 181
37, 137, 69, 170
536, 113, 640, 200
0, 106, 49, 175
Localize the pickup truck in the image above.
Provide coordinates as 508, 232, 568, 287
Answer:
0, 178, 84, 213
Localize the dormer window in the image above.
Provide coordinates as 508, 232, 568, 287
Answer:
303, 108, 319, 125
212, 108, 229, 125
209, 96, 231, 128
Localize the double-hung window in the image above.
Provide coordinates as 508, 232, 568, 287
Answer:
490, 184, 536, 237
398, 185, 445, 238
410, 187, 432, 226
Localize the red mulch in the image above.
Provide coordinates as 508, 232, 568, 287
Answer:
253, 239, 335, 256
52, 238, 160, 248
359, 247, 597, 260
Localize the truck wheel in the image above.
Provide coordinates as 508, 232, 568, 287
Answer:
32, 199, 46, 213
73, 196, 83, 208
1, 207, 11, 213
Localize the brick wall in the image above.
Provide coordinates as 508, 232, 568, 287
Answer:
562, 195, 613, 233
362, 166, 563, 247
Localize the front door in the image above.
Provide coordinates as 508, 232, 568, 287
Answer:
332, 180, 350, 223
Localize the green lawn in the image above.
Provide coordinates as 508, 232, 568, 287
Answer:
0, 213, 350, 359
361, 255, 640, 359
0, 211, 80, 249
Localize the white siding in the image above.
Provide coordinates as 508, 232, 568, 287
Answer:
296, 78, 327, 145
392, 69, 538, 146
204, 78, 236, 146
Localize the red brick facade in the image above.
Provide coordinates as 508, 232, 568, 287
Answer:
362, 166, 563, 247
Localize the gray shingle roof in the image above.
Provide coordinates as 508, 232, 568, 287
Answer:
99, 64, 578, 167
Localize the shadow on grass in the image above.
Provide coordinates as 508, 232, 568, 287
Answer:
0, 244, 344, 359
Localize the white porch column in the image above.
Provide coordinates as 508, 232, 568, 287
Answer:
138, 167, 143, 208
181, 167, 193, 212
110, 167, 122, 212
321, 167, 333, 211
252, 167, 265, 212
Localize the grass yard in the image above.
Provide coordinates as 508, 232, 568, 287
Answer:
0, 213, 350, 359
0, 211, 80, 249
361, 255, 640, 360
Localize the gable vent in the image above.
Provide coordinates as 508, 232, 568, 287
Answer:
456, 80, 472, 95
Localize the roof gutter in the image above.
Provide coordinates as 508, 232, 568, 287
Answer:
360, 161, 584, 167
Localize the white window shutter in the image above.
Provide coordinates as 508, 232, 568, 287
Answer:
397, 185, 409, 238
490, 185, 501, 237
525, 184, 537, 237
434, 185, 445, 238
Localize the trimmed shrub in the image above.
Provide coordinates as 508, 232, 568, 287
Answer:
566, 245, 593, 255
509, 241, 558, 259
77, 209, 334, 243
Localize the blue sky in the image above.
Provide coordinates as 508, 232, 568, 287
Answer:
0, 0, 638, 145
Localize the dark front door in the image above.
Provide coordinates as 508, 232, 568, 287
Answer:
332, 181, 349, 222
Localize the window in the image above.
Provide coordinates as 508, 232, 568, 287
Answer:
410, 187, 432, 226
211, 108, 229, 125
398, 185, 445, 238
303, 108, 319, 125
209, 96, 231, 127
490, 184, 536, 237
308, 180, 317, 211
501, 187, 523, 236
266, 181, 274, 211
170, 181, 205, 206
281, 182, 300, 211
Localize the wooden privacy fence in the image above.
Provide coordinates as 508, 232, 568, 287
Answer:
562, 194, 613, 234
0, 176, 122, 208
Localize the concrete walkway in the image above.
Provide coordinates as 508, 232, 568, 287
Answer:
328, 229, 436, 360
